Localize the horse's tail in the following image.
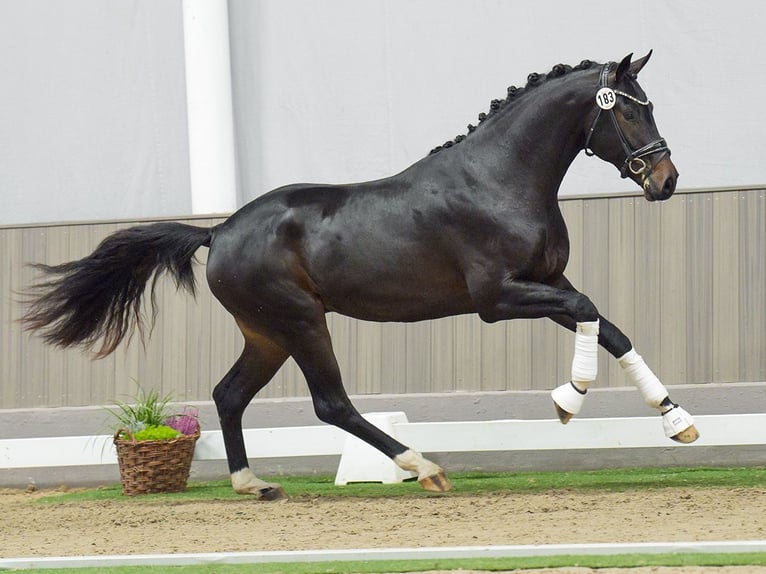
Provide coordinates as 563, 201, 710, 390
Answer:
21, 222, 213, 358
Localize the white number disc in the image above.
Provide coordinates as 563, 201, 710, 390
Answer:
596, 87, 616, 110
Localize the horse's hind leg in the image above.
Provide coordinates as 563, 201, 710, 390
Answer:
213, 327, 290, 500
286, 316, 451, 492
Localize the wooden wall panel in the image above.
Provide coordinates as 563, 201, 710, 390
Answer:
1, 188, 764, 409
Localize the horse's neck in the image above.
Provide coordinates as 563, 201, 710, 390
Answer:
463, 74, 595, 203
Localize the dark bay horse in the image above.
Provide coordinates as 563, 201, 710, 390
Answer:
23, 52, 698, 500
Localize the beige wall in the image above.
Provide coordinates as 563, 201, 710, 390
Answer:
1, 187, 764, 409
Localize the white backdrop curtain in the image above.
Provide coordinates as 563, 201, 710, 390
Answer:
1, 0, 763, 224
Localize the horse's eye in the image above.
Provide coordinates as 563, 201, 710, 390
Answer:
623, 108, 637, 122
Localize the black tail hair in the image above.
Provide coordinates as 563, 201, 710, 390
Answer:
21, 222, 212, 358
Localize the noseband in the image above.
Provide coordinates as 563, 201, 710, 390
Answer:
584, 63, 670, 181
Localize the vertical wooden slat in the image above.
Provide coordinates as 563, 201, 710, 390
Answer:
529, 320, 558, 391
380, 322, 408, 394
20, 228, 49, 406
605, 196, 635, 387
0, 228, 20, 408
479, 320, 507, 391
429, 317, 453, 392
405, 321, 431, 393
711, 192, 740, 382
356, 321, 383, 394
506, 319, 532, 390
685, 194, 714, 383
453, 315, 482, 391
44, 226, 71, 406
659, 195, 688, 384
634, 200, 663, 385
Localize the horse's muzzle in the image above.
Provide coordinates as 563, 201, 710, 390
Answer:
642, 154, 678, 202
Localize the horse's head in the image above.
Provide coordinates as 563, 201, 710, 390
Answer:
584, 52, 678, 201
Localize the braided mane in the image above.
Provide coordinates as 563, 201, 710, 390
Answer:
429, 59, 598, 155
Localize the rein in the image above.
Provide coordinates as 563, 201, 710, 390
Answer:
583, 63, 670, 182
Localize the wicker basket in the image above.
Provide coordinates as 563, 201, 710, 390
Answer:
113, 427, 200, 496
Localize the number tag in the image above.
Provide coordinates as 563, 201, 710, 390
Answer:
596, 87, 616, 110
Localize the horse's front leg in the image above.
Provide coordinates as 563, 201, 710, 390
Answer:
548, 277, 698, 443
470, 276, 602, 415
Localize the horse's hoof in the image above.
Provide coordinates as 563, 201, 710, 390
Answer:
551, 381, 585, 424
670, 424, 700, 444
419, 470, 452, 492
554, 402, 574, 424
662, 405, 698, 444
257, 486, 289, 501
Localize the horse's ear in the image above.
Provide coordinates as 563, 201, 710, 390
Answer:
628, 50, 653, 78
615, 53, 634, 82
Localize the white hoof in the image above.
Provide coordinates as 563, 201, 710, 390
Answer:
394, 449, 441, 481
551, 381, 587, 423
231, 468, 288, 500
662, 405, 699, 443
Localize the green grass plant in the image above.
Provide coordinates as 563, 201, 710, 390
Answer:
106, 386, 174, 433
131, 425, 182, 441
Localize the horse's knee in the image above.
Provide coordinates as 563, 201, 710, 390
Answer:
212, 379, 246, 424
313, 397, 356, 427
212, 381, 231, 414
570, 293, 599, 323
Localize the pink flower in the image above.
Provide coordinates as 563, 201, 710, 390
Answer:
166, 407, 199, 435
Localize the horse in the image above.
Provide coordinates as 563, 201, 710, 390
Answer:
22, 52, 698, 500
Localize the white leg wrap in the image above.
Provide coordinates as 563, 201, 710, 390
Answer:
571, 320, 600, 390
618, 348, 668, 408
552, 320, 599, 417
662, 404, 696, 439
394, 449, 442, 481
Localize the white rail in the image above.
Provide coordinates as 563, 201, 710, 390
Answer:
2, 413, 764, 476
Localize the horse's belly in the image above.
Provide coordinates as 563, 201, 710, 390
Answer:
317, 267, 474, 322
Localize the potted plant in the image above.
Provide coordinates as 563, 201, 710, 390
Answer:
108, 387, 200, 496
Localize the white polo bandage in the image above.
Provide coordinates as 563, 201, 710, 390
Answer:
571, 319, 599, 390
618, 348, 668, 408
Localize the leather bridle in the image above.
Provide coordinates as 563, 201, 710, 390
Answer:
583, 62, 670, 182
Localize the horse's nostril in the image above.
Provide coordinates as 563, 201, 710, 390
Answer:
663, 175, 676, 196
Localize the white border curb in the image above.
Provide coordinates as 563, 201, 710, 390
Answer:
1, 540, 765, 570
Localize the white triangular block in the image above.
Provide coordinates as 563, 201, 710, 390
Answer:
334, 412, 417, 485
